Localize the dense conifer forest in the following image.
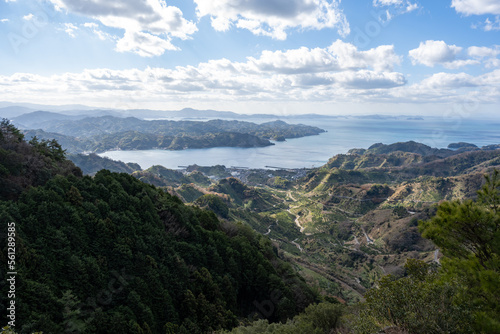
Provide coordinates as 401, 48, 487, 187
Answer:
0, 120, 316, 333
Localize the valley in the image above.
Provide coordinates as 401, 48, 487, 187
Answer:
70, 140, 500, 304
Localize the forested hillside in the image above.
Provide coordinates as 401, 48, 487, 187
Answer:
0, 121, 317, 333
2, 118, 500, 333
17, 113, 325, 153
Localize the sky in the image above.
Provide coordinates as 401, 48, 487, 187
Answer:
0, 0, 500, 117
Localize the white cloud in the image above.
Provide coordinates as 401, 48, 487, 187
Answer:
373, 0, 419, 13
333, 70, 407, 89
480, 69, 500, 85
194, 0, 349, 40
116, 31, 178, 57
247, 47, 339, 74
409, 40, 479, 68
452, 0, 500, 15
63, 23, 78, 38
2, 41, 497, 109
0, 19, 9, 23
244, 40, 401, 75
411, 70, 500, 101
2, 64, 499, 110
482, 16, 500, 31
468, 46, 500, 58
48, 0, 197, 57
375, 0, 403, 5
0, 43, 410, 108
23, 13, 34, 21
83, 22, 113, 40
468, 46, 500, 67
328, 40, 401, 71
419, 72, 477, 89
405, 3, 419, 12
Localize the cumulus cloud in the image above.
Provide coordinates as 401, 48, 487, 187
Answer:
247, 47, 338, 74
48, 0, 197, 56
452, 0, 500, 15
0, 42, 410, 108
409, 40, 479, 68
328, 40, 401, 71
194, 0, 349, 40
244, 40, 401, 75
0, 19, 9, 23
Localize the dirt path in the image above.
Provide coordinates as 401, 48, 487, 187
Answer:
264, 225, 272, 235
292, 238, 304, 252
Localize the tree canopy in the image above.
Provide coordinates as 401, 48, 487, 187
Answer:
420, 170, 500, 332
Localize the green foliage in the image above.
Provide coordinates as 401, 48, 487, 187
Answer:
366, 184, 391, 198
221, 302, 342, 334
0, 126, 317, 333
68, 153, 141, 175
194, 194, 230, 218
348, 259, 475, 333
24, 116, 324, 153
294, 302, 343, 332
0, 119, 24, 143
420, 170, 500, 332
0, 171, 316, 333
0, 120, 81, 200
29, 136, 66, 162
175, 184, 205, 202
391, 205, 408, 219
365, 141, 453, 157
273, 177, 291, 189
134, 166, 211, 188
209, 178, 280, 212
186, 165, 231, 179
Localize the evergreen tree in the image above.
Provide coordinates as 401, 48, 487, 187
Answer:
420, 170, 500, 332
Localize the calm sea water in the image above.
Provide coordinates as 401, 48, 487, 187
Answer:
99, 116, 500, 170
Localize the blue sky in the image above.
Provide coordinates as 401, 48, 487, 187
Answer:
0, 0, 499, 116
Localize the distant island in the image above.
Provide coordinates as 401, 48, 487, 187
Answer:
10, 111, 325, 153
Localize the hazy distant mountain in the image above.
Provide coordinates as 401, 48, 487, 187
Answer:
0, 106, 35, 118
0, 101, 96, 111
121, 107, 242, 119
57, 109, 124, 117
12, 111, 87, 129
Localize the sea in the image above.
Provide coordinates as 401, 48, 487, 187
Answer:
99, 116, 500, 170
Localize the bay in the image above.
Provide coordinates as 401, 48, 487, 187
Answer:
99, 116, 500, 170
